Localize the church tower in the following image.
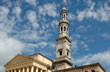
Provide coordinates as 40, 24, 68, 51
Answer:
54, 5, 72, 70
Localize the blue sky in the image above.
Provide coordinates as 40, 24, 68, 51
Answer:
0, 0, 110, 72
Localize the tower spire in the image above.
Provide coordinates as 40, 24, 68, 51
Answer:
63, 0, 66, 7
54, 1, 72, 70
59, 2, 68, 28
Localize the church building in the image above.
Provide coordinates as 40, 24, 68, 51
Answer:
4, 4, 106, 72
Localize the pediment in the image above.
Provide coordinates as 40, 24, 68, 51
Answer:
5, 54, 31, 66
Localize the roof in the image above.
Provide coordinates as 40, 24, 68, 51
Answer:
4, 54, 33, 66
29, 53, 53, 62
4, 53, 53, 67
54, 63, 106, 72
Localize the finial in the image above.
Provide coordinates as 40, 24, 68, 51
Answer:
63, 0, 66, 7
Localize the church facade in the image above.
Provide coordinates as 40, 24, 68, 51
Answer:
4, 53, 53, 72
4, 6, 106, 72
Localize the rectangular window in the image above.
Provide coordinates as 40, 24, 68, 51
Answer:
92, 70, 95, 72
67, 49, 69, 56
59, 50, 62, 56
67, 51, 69, 56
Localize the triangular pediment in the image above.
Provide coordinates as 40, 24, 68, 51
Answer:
5, 54, 31, 66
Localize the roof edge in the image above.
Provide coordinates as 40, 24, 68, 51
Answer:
29, 53, 53, 62
54, 63, 106, 72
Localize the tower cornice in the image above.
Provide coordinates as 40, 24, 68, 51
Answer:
56, 36, 71, 43
58, 21, 69, 26
54, 59, 73, 66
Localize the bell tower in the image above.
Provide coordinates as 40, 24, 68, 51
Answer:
54, 4, 72, 70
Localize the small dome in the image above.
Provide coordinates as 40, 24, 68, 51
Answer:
62, 7, 67, 10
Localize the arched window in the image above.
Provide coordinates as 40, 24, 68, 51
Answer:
61, 15, 63, 18
64, 26, 66, 31
91, 70, 95, 72
64, 14, 65, 18
61, 27, 63, 31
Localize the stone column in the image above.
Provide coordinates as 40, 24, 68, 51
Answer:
36, 67, 38, 72
23, 68, 25, 72
31, 66, 34, 72
19, 68, 21, 72
14, 69, 16, 72
38, 68, 41, 72
40, 69, 42, 72
27, 67, 29, 72
12, 70, 14, 72
24, 67, 27, 72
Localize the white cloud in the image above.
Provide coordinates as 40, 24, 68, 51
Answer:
23, 41, 55, 54
85, 0, 95, 10
38, 3, 58, 17
0, 6, 9, 21
73, 50, 110, 65
37, 41, 56, 49
49, 42, 56, 48
71, 34, 81, 39
0, 6, 24, 72
77, 0, 96, 21
15, 30, 40, 42
2, 0, 12, 7
101, 33, 110, 39
0, 6, 40, 72
71, 41, 78, 52
77, 0, 110, 22
0, 6, 15, 33
12, 7, 21, 19
76, 25, 87, 32
0, 31, 24, 72
71, 34, 89, 51
77, 25, 87, 32
77, 10, 97, 21
68, 13, 76, 21
76, 25, 91, 33
71, 39, 89, 52
25, 0, 37, 6
80, 41, 89, 50
26, 10, 39, 28
63, 0, 66, 4
38, 41, 48, 48
77, 11, 86, 21
51, 20, 59, 31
